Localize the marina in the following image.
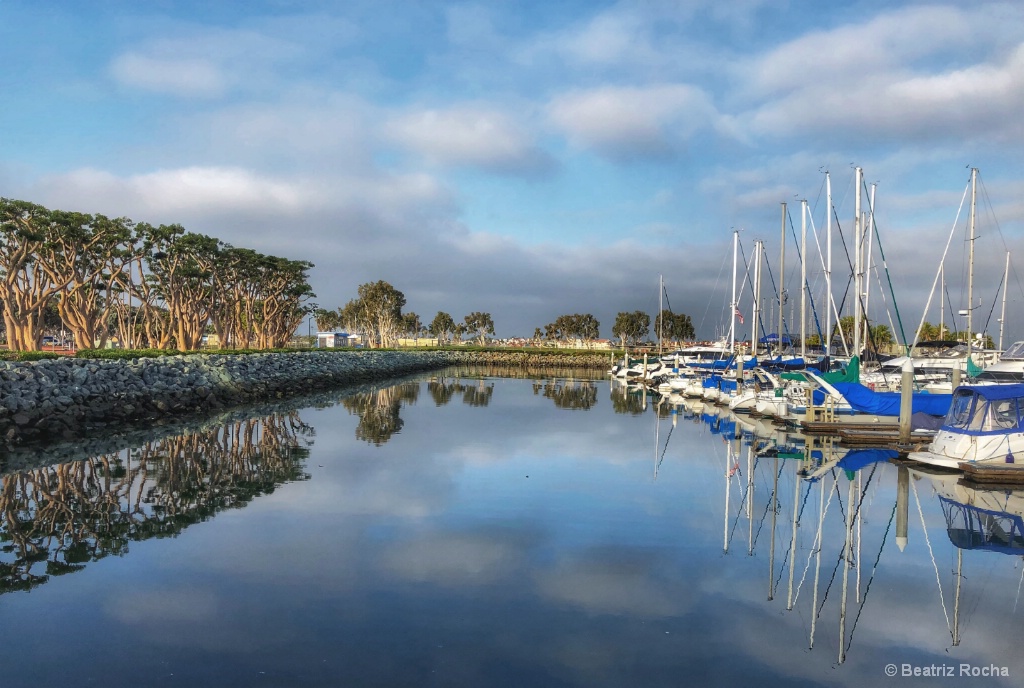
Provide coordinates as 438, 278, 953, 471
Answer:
0, 367, 1020, 687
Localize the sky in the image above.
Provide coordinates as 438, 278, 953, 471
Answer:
2, 0, 1024, 342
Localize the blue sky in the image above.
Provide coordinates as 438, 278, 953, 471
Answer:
2, 0, 1023, 341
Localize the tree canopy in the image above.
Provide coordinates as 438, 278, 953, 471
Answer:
654, 309, 694, 343
612, 310, 650, 346
0, 197, 315, 351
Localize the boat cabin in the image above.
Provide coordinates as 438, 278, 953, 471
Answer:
943, 384, 1024, 434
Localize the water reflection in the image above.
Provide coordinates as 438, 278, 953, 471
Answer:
0, 413, 311, 594
1, 372, 1021, 687
609, 379, 649, 415
706, 413, 1024, 668
534, 379, 598, 410
341, 382, 420, 445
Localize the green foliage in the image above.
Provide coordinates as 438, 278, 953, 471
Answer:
343, 280, 406, 347
463, 311, 495, 345
75, 348, 178, 359
0, 350, 62, 361
653, 309, 694, 342
612, 310, 650, 346
428, 311, 457, 343
543, 313, 600, 343
73, 347, 325, 360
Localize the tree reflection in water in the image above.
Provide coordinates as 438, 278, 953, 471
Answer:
426, 378, 494, 408
341, 382, 421, 445
534, 380, 598, 410
0, 412, 312, 594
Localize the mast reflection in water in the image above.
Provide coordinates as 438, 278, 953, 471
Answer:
0, 369, 1020, 687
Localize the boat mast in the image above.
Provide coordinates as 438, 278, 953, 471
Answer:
940, 261, 945, 339
865, 183, 876, 353
967, 167, 977, 366
779, 203, 786, 357
659, 273, 664, 356
1000, 252, 1010, 351
801, 199, 807, 360
730, 229, 738, 354
825, 172, 833, 358
752, 240, 762, 358
853, 167, 863, 359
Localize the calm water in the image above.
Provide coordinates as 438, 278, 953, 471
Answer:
1, 368, 1022, 687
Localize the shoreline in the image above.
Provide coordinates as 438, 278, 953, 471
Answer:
0, 349, 612, 451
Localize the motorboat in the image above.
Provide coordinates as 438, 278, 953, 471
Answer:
973, 340, 1024, 383
908, 383, 1024, 469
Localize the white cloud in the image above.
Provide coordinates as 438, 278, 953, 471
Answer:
548, 84, 718, 161
35, 166, 307, 216
109, 53, 226, 97
385, 105, 554, 174
107, 23, 308, 99
741, 6, 1024, 145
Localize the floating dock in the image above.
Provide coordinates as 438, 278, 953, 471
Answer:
959, 462, 1024, 486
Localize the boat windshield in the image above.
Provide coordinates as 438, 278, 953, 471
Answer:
945, 390, 1023, 432
1001, 341, 1024, 360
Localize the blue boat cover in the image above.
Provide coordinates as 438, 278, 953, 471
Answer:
956, 383, 1024, 401
838, 448, 898, 472
939, 383, 1024, 435
832, 382, 951, 417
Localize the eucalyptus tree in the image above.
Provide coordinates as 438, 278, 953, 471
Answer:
463, 311, 495, 345
612, 310, 650, 347
654, 310, 695, 344
0, 199, 68, 350
51, 213, 136, 350
0, 200, 128, 351
342, 280, 405, 348
428, 311, 456, 344
314, 307, 342, 332
401, 312, 422, 339
141, 225, 220, 351
248, 255, 316, 349
543, 313, 598, 346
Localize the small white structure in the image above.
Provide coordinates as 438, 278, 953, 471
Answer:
317, 331, 357, 348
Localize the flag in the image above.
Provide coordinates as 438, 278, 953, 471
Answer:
734, 307, 744, 324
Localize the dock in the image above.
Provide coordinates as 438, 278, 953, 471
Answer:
795, 421, 933, 452
959, 461, 1024, 486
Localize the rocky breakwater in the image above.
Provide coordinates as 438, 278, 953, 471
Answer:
0, 350, 456, 444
